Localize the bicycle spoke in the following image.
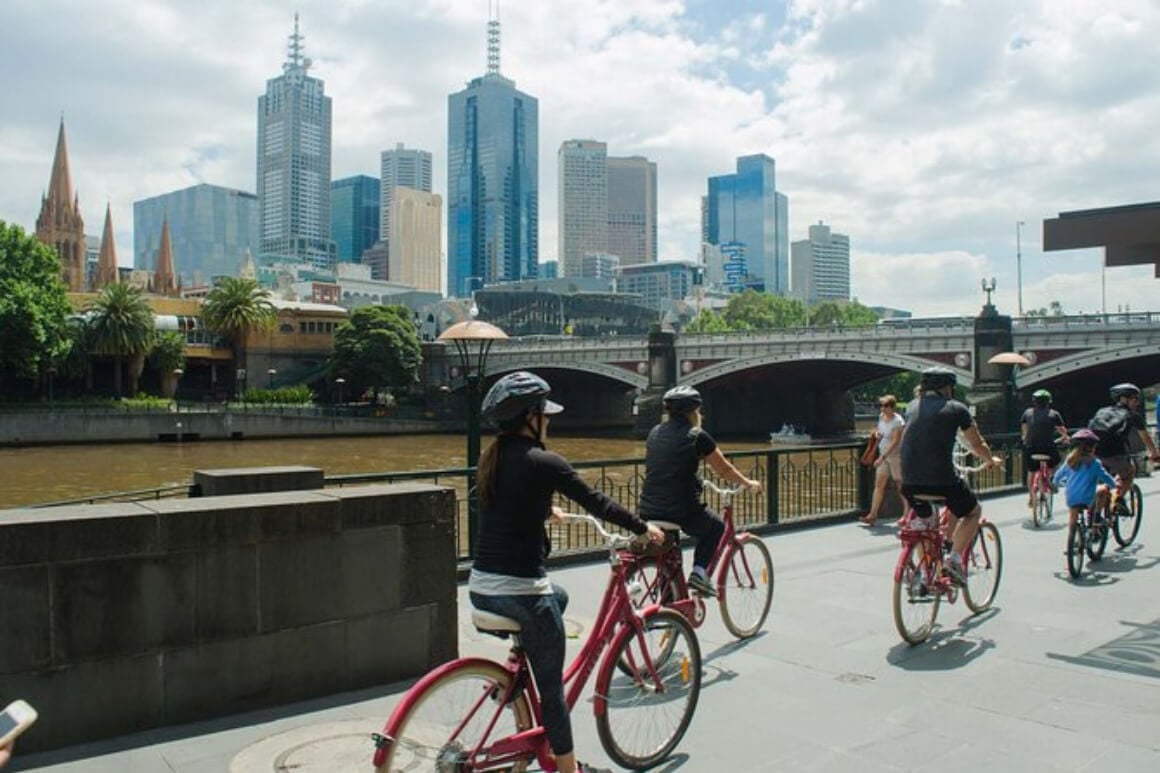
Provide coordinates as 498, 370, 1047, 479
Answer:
718, 535, 774, 639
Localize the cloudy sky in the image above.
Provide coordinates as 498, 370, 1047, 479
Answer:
2, 0, 1158, 316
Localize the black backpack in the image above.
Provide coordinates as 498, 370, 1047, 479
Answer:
1088, 406, 1130, 450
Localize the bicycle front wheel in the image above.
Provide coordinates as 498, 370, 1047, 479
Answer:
892, 544, 939, 645
374, 660, 533, 773
595, 609, 702, 770
1066, 522, 1085, 578
1034, 486, 1053, 528
717, 533, 774, 639
1113, 484, 1142, 547
963, 522, 1003, 613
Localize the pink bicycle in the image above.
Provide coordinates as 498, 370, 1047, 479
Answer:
371, 514, 702, 772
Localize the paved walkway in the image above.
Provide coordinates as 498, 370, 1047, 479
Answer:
12, 482, 1160, 772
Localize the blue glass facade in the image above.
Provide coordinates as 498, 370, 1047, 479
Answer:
447, 73, 539, 298
706, 154, 789, 294
330, 175, 381, 263
133, 184, 258, 284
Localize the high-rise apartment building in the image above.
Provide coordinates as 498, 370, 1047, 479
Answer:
256, 15, 334, 271
380, 143, 433, 242
447, 15, 539, 297
558, 140, 608, 277
389, 187, 442, 294
330, 175, 380, 263
704, 154, 789, 294
134, 184, 258, 284
791, 221, 851, 303
607, 155, 656, 266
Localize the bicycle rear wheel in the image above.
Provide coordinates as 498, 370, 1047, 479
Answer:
1034, 482, 1053, 528
717, 533, 774, 639
374, 660, 532, 773
963, 522, 1003, 613
1066, 521, 1085, 578
1088, 504, 1109, 561
596, 609, 702, 770
892, 544, 939, 645
1113, 483, 1142, 547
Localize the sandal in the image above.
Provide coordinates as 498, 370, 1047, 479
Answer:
858, 513, 877, 525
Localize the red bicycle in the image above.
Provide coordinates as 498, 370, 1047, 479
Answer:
371, 514, 702, 772
625, 479, 774, 639
1028, 453, 1056, 528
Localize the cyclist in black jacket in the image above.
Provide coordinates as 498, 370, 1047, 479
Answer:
469, 371, 663, 773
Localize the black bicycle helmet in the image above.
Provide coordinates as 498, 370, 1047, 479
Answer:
662, 385, 702, 415
481, 371, 563, 424
1032, 388, 1052, 404
1109, 383, 1141, 400
919, 366, 957, 392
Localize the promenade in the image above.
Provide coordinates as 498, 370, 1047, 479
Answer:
12, 482, 1160, 772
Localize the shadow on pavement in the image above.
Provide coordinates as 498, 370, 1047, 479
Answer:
643, 751, 692, 771
1046, 617, 1160, 680
886, 607, 1000, 670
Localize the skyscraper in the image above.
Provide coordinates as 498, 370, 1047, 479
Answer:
558, 140, 608, 278
134, 184, 258, 284
607, 155, 657, 266
256, 14, 334, 272
791, 221, 851, 303
389, 187, 442, 294
705, 154, 789, 294
330, 175, 380, 263
380, 143, 433, 242
447, 14, 539, 297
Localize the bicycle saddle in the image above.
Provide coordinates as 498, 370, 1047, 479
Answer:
472, 609, 521, 638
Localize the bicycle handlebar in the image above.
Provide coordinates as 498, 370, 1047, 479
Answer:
701, 479, 745, 497
555, 512, 636, 549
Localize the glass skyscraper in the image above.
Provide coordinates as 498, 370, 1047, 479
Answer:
133, 184, 258, 285
705, 154, 789, 294
446, 18, 538, 298
330, 175, 380, 263
256, 15, 335, 272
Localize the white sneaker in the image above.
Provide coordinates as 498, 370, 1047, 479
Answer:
943, 556, 967, 586
907, 516, 936, 532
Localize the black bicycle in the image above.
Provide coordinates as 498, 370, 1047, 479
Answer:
1066, 503, 1108, 579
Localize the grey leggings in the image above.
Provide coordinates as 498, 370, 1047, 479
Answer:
469, 585, 572, 755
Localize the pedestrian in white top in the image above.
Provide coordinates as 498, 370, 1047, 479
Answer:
860, 394, 906, 526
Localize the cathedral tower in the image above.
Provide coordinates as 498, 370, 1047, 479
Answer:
35, 119, 86, 291
149, 218, 179, 296
95, 204, 120, 289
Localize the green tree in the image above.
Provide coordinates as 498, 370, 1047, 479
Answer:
329, 305, 422, 399
85, 283, 155, 397
0, 221, 72, 389
201, 277, 277, 388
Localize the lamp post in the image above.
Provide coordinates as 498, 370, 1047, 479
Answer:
335, 377, 346, 406
437, 307, 508, 554
173, 368, 184, 411
1015, 221, 1025, 316
266, 367, 277, 390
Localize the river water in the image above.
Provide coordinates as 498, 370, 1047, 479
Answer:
0, 432, 785, 510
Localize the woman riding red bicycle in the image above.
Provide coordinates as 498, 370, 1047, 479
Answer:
468, 371, 663, 773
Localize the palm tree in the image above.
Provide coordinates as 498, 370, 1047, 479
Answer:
201, 277, 277, 397
85, 283, 155, 398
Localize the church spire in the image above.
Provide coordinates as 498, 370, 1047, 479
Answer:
150, 218, 178, 297
95, 203, 120, 289
35, 117, 86, 291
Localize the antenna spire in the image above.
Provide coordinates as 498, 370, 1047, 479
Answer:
487, 1, 501, 74
285, 12, 308, 72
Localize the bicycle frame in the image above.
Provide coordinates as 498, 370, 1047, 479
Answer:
893, 509, 956, 600
373, 517, 670, 772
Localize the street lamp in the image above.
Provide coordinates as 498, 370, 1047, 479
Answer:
1015, 221, 1025, 317
335, 377, 346, 405
266, 367, 277, 390
437, 306, 509, 553
173, 368, 184, 411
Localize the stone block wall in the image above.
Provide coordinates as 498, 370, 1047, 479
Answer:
0, 482, 457, 752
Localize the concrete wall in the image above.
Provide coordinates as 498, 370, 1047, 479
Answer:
0, 410, 459, 446
0, 482, 457, 752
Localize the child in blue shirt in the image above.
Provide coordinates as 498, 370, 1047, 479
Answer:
1053, 429, 1117, 535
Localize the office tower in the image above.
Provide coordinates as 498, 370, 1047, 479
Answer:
607, 155, 657, 266
539, 260, 559, 279
791, 221, 851, 303
558, 140, 608, 277
705, 154, 789, 294
35, 119, 86, 291
389, 187, 443, 294
579, 252, 619, 280
380, 143, 433, 243
134, 184, 259, 285
447, 13, 539, 297
330, 175, 380, 263
618, 261, 702, 311
256, 14, 334, 271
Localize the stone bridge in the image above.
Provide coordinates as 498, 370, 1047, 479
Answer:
423, 310, 1160, 438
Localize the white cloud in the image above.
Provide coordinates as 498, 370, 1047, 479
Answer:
1, 0, 1158, 317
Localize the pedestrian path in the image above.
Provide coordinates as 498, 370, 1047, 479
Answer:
12, 483, 1160, 772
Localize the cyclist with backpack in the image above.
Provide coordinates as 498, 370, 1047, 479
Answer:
1020, 389, 1068, 509
1088, 383, 1160, 514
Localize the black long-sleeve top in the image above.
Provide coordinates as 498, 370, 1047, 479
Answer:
473, 435, 649, 578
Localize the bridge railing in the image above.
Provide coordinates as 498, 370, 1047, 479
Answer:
1013, 312, 1160, 329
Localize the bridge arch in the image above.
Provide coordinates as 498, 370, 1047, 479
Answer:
1018, 343, 1160, 388
683, 351, 973, 389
